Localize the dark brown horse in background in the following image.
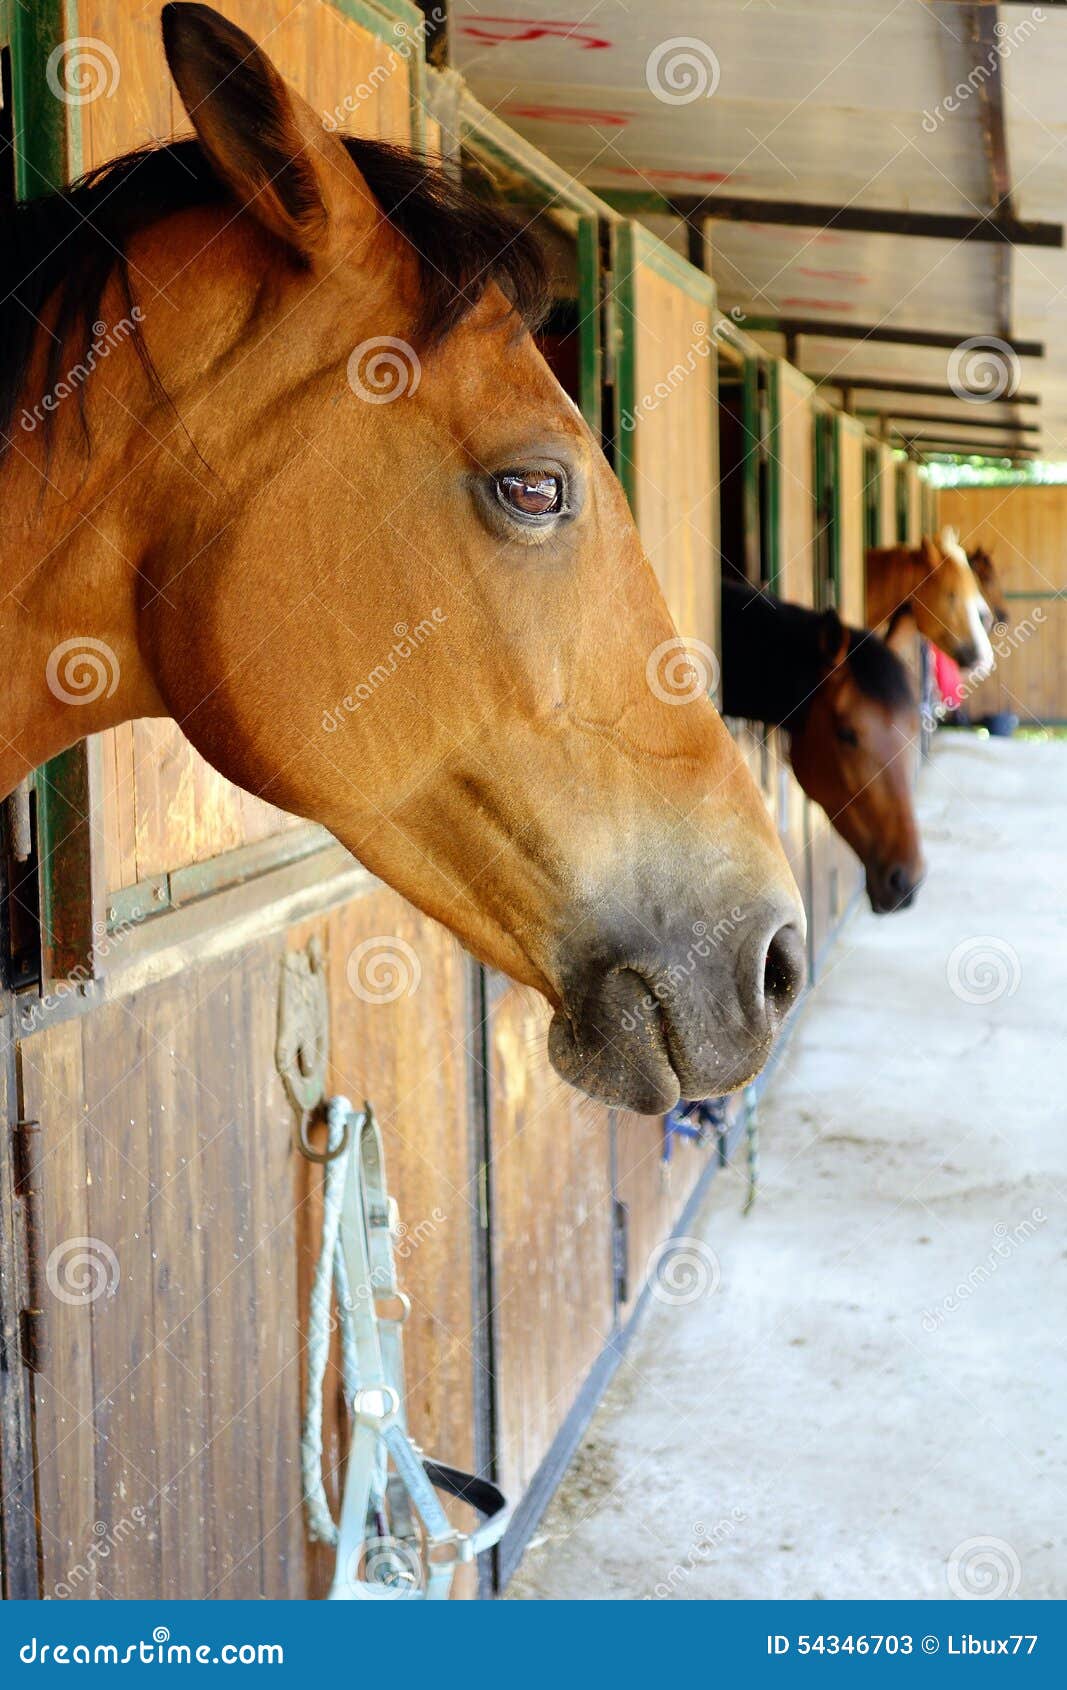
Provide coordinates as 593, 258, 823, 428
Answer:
722, 581, 924, 914
0, 3, 806, 1115
967, 545, 1011, 630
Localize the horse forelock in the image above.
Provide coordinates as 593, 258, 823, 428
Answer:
0, 136, 551, 459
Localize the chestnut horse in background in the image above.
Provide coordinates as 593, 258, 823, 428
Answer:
865, 529, 994, 670
0, 3, 806, 1115
722, 581, 924, 914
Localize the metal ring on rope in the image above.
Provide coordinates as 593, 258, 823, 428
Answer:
295, 1104, 350, 1164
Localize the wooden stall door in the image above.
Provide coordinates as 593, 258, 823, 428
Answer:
11, 0, 488, 1603
938, 484, 1067, 723
770, 363, 817, 606
611, 222, 720, 1311
835, 415, 868, 628
614, 221, 719, 662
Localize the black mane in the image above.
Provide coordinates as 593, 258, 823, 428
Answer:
844, 624, 915, 711
721, 579, 915, 726
0, 136, 550, 456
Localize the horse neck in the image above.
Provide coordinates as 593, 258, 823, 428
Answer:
720, 581, 824, 726
866, 546, 923, 627
0, 430, 166, 798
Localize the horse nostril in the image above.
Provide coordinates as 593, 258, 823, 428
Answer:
762, 922, 806, 1023
887, 865, 909, 897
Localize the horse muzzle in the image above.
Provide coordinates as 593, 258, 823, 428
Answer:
547, 902, 806, 1114
867, 861, 923, 915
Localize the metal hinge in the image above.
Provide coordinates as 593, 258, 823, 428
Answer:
13, 1118, 46, 1374
612, 1199, 629, 1308
601, 274, 617, 387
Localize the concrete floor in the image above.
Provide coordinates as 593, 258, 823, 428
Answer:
509, 736, 1067, 1601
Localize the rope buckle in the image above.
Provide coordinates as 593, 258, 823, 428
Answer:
351, 1384, 400, 1429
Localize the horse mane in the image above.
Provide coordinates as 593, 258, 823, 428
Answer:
0, 136, 550, 458
721, 579, 914, 725
844, 625, 915, 711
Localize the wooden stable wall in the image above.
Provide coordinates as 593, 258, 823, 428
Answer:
6, 0, 490, 1605
0, 4, 728, 1604
939, 484, 1067, 722
1, 0, 920, 1606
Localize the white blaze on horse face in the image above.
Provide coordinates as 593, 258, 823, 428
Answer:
967, 591, 996, 675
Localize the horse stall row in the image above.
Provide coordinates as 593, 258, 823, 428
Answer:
0, 1, 934, 1601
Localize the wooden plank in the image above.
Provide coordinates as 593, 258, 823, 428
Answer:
774, 364, 816, 606
0, 1008, 39, 1597
836, 417, 867, 628
624, 245, 717, 651
487, 982, 614, 1502
19, 1018, 98, 1599
938, 485, 1067, 721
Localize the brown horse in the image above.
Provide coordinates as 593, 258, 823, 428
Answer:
967, 544, 1011, 631
865, 531, 994, 670
722, 581, 923, 913
0, 3, 805, 1115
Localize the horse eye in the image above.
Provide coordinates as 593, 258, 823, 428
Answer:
495, 470, 565, 520
836, 725, 859, 747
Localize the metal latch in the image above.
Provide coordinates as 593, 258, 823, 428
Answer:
612, 1199, 629, 1308
13, 1118, 46, 1374
276, 936, 346, 1163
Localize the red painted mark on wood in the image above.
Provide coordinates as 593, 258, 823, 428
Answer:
781, 298, 856, 311
506, 103, 632, 127
458, 18, 611, 48
604, 167, 736, 185
796, 267, 869, 284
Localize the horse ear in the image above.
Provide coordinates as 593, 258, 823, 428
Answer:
921, 534, 942, 569
161, 3, 379, 262
818, 607, 849, 670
